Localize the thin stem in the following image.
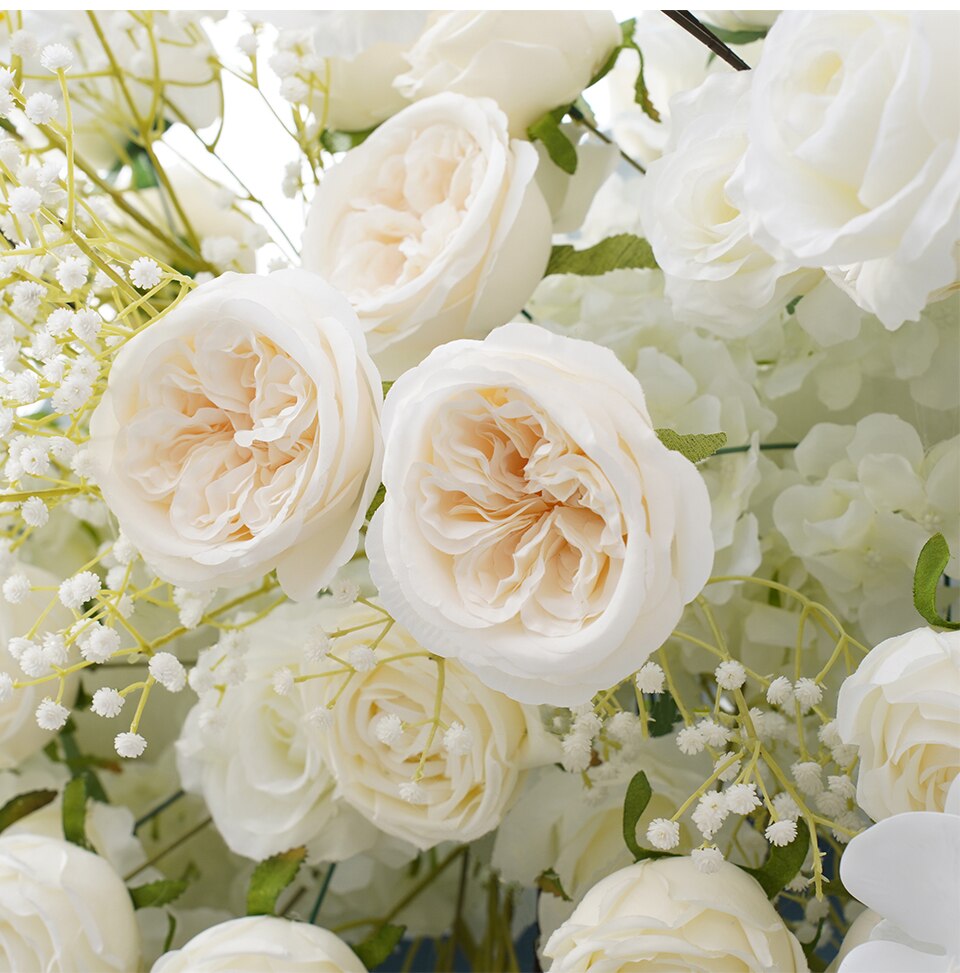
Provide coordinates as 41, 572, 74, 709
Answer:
308, 863, 337, 924
568, 106, 646, 174
661, 11, 752, 71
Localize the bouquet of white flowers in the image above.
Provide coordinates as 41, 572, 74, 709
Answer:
0, 8, 957, 972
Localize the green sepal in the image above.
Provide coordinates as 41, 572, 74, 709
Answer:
913, 533, 960, 629
536, 867, 572, 901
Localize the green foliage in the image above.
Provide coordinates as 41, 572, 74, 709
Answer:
0, 789, 56, 835
320, 126, 376, 154
656, 429, 728, 464
62, 776, 93, 851
700, 23, 769, 45
44, 717, 117, 803
365, 483, 386, 523
129, 878, 190, 910
622, 771, 672, 862
527, 110, 578, 175
246, 846, 307, 916
743, 826, 810, 898
536, 867, 572, 901
648, 692, 681, 737
353, 923, 406, 968
913, 533, 959, 629
545, 234, 656, 279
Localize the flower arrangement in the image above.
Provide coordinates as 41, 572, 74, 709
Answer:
0, 9, 957, 973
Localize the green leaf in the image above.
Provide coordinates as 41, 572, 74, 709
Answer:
656, 429, 728, 464
699, 24, 768, 45
353, 923, 406, 968
365, 482, 386, 523
913, 533, 960, 629
648, 692, 681, 737
743, 826, 810, 898
536, 867, 572, 901
246, 846, 306, 916
62, 776, 92, 850
632, 47, 661, 122
0, 789, 57, 835
545, 233, 656, 278
129, 878, 190, 910
622, 771, 672, 862
320, 126, 376, 154
527, 111, 578, 175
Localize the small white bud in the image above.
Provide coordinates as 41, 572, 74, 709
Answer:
635, 661, 665, 694
765, 819, 798, 847
646, 818, 680, 850
714, 660, 746, 690
36, 698, 69, 730
692, 845, 724, 873
114, 731, 147, 758
91, 687, 124, 718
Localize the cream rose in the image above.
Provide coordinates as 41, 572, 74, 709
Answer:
301, 93, 552, 379
89, 269, 382, 600
740, 12, 960, 328
367, 323, 714, 706
0, 564, 75, 768
0, 833, 141, 972
151, 916, 365, 973
177, 601, 377, 862
311, 601, 552, 850
837, 626, 960, 819
394, 11, 621, 136
642, 72, 815, 336
543, 857, 807, 972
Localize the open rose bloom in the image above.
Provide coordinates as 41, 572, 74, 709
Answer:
0, 9, 957, 973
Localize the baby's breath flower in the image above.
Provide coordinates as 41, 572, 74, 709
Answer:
766, 675, 794, 707
696, 718, 730, 747
560, 731, 592, 773
8, 186, 42, 217
80, 624, 120, 663
374, 712, 404, 746
58, 571, 101, 610
605, 711, 642, 744
9, 29, 39, 57
793, 677, 823, 712
442, 721, 473, 756
36, 698, 70, 730
646, 818, 680, 850
91, 687, 124, 718
347, 646, 376, 672
330, 578, 360, 607
24, 92, 59, 125
676, 725, 705, 755
692, 791, 729, 839
128, 257, 162, 289
305, 706, 332, 730
2, 574, 30, 604
114, 731, 147, 758
765, 819, 798, 847
692, 845, 724, 873
304, 626, 331, 663
815, 790, 847, 818
238, 33, 258, 56
791, 760, 823, 796
149, 652, 186, 692
827, 774, 857, 800
0, 673, 12, 703
20, 496, 48, 528
714, 660, 746, 690
715, 755, 740, 783
635, 661, 665, 694
55, 256, 88, 291
41, 633, 68, 667
725, 782, 761, 814
19, 644, 49, 678
398, 780, 426, 804
40, 43, 74, 72
772, 792, 801, 821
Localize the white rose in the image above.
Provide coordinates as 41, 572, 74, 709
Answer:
89, 269, 382, 600
394, 11, 621, 136
367, 322, 714, 706
697, 11, 779, 32
322, 43, 411, 132
311, 601, 553, 850
740, 12, 960, 328
642, 72, 815, 336
301, 93, 552, 379
543, 857, 807, 971
152, 916, 365, 973
0, 833, 141, 972
0, 565, 75, 768
177, 601, 377, 862
837, 627, 960, 819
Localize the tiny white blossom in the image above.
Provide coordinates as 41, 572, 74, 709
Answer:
0, 90, 14, 117
112, 532, 137, 565
572, 711, 602, 738
55, 256, 88, 291
40, 43, 74, 72
197, 707, 226, 737
0, 67, 15, 89
442, 721, 474, 756
330, 578, 360, 607
128, 257, 162, 289
149, 652, 186, 692
646, 818, 680, 850
36, 698, 69, 730
716, 755, 741, 783
20, 496, 48, 528
45, 308, 75, 337
71, 308, 101, 342
91, 687, 124, 718
692, 845, 724, 873
188, 666, 215, 695
238, 33, 258, 55
692, 791, 729, 839
676, 725, 705, 755
24, 92, 59, 124
827, 774, 857, 800
786, 873, 812, 893
41, 633, 68, 667
830, 743, 859, 767
725, 782, 761, 814
200, 235, 240, 268
766, 676, 794, 707
80, 624, 120, 663
374, 712, 404, 746
793, 678, 823, 712
8, 186, 42, 217
635, 661, 665, 694
305, 626, 331, 663
272, 667, 295, 696
220, 657, 247, 686
347, 646, 377, 672
398, 780, 426, 804
561, 731, 593, 773
606, 711, 643, 744
9, 29, 39, 57
2, 574, 30, 604
0, 672, 13, 702
791, 760, 823, 796
59, 570, 100, 610
818, 719, 842, 749
815, 790, 848, 818
6, 636, 34, 661
280, 76, 309, 103
305, 706, 332, 730
772, 792, 802, 821
765, 819, 798, 847
805, 898, 830, 922
696, 718, 730, 747
115, 731, 147, 758
19, 644, 49, 678
715, 660, 746, 690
